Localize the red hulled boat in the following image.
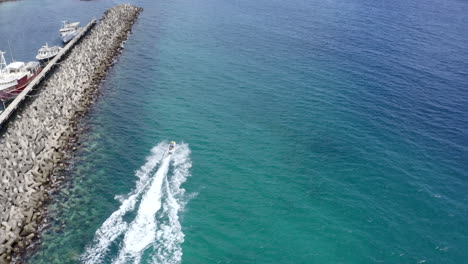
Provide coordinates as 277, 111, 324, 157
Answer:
0, 50, 42, 101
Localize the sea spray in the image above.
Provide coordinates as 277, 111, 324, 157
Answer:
113, 156, 172, 263
82, 142, 192, 264
81, 143, 166, 264
153, 144, 192, 263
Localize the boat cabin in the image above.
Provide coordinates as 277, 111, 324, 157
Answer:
4, 62, 25, 73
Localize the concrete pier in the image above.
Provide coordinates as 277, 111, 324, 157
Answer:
0, 4, 142, 263
0, 18, 97, 129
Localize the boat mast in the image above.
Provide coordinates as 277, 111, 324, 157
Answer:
0, 50, 7, 71
8, 40, 15, 62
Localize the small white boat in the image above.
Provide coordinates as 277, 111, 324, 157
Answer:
36, 43, 62, 63
60, 21, 82, 43
168, 141, 176, 154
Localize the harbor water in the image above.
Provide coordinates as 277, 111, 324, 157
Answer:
1, 0, 468, 263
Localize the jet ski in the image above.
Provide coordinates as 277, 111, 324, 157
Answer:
168, 141, 176, 154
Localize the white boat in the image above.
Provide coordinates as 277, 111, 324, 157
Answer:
168, 141, 176, 154
36, 43, 62, 63
59, 21, 82, 43
0, 51, 41, 101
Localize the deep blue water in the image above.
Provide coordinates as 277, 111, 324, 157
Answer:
1, 0, 468, 263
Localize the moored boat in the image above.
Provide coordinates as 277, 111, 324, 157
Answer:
36, 43, 62, 63
60, 21, 82, 43
0, 51, 42, 101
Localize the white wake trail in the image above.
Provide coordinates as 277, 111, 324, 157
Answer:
113, 155, 172, 264
153, 144, 192, 264
80, 143, 167, 264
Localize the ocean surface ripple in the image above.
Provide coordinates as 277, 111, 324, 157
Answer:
0, 0, 467, 263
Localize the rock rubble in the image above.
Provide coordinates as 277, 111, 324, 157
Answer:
0, 4, 142, 263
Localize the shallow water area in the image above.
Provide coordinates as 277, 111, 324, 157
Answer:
1, 0, 468, 263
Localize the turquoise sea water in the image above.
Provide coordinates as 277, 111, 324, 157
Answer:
1, 0, 468, 263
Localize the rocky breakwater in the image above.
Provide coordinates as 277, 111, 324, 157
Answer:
0, 4, 142, 263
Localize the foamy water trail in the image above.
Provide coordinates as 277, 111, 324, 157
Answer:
113, 155, 171, 264
153, 145, 192, 264
112, 143, 192, 264
80, 143, 167, 264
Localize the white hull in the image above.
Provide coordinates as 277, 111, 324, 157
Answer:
61, 32, 78, 43
60, 21, 82, 44
36, 43, 62, 63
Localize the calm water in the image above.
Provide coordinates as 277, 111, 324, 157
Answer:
1, 0, 468, 263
